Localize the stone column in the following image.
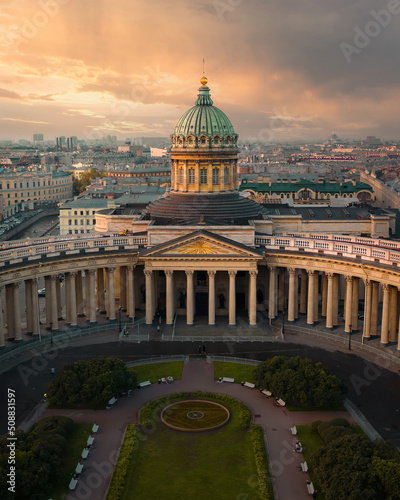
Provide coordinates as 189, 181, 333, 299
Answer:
5, 284, 14, 340
381, 284, 390, 344
45, 275, 52, 326
332, 274, 339, 326
127, 265, 136, 320
351, 277, 359, 331
288, 268, 296, 322
389, 286, 398, 342
278, 268, 285, 312
307, 270, 315, 325
12, 283, 22, 341
313, 271, 319, 322
186, 270, 194, 325
249, 270, 258, 326
370, 281, 379, 336
268, 266, 277, 320
76, 271, 84, 317
56, 277, 62, 319
87, 270, 97, 324
300, 269, 307, 314
208, 270, 216, 326
363, 280, 372, 339
229, 270, 237, 326
321, 273, 327, 317
326, 273, 334, 329
67, 272, 77, 326
0, 286, 4, 347
144, 269, 153, 324
25, 279, 33, 334
31, 278, 39, 337
119, 266, 127, 311
345, 276, 353, 333
50, 276, 59, 330
166, 270, 174, 325
97, 268, 106, 313
106, 267, 116, 321
294, 272, 299, 319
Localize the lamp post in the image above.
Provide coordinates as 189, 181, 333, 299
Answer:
348, 324, 352, 351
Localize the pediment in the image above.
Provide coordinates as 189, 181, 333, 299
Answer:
141, 230, 262, 259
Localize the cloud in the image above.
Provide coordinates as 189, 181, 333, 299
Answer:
1, 117, 50, 124
0, 87, 22, 100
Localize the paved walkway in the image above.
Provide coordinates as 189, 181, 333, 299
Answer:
41, 359, 355, 500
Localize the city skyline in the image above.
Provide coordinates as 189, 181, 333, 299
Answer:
0, 0, 399, 142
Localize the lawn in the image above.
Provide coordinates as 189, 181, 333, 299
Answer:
117, 399, 265, 500
129, 361, 183, 383
51, 422, 93, 500
213, 361, 257, 384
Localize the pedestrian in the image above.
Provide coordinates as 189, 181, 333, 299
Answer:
312, 491, 317, 499
202, 345, 206, 354
198, 345, 202, 354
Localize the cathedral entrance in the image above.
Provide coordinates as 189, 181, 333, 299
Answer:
196, 292, 208, 316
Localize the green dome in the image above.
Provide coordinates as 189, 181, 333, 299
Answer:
173, 84, 236, 138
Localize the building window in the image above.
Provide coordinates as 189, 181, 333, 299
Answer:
179, 168, 183, 184
74, 211, 77, 215
80, 211, 83, 215
224, 167, 229, 184
93, 219, 96, 225
7, 183, 9, 189
75, 230, 78, 234
212, 168, 219, 185
200, 168, 207, 184
188, 168, 195, 184
80, 220, 83, 225
86, 211, 89, 215
14, 182, 17, 188
74, 220, 77, 225
68, 219, 71, 225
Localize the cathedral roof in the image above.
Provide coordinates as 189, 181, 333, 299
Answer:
173, 77, 236, 138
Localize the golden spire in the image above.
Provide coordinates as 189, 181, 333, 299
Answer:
200, 57, 208, 86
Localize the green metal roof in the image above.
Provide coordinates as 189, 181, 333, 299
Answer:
239, 181, 373, 194
174, 84, 235, 138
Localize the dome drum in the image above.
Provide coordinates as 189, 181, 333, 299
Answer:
170, 134, 238, 150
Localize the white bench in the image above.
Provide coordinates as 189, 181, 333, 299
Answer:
244, 382, 255, 388
306, 482, 315, 494
277, 398, 286, 407
81, 448, 89, 459
301, 461, 308, 472
69, 478, 78, 490
108, 397, 117, 406
87, 436, 94, 446
92, 423, 99, 433
290, 426, 297, 435
262, 390, 272, 397
139, 381, 151, 388
222, 377, 234, 383
75, 463, 83, 475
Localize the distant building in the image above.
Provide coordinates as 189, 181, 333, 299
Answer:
33, 134, 44, 145
59, 198, 110, 235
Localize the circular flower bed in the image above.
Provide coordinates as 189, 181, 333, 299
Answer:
161, 400, 230, 432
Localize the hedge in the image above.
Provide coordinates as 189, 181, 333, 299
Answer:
249, 425, 272, 500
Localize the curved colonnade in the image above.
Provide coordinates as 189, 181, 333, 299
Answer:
0, 233, 400, 353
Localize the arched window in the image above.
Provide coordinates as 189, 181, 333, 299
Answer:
224, 167, 229, 184
200, 168, 207, 184
188, 168, 195, 184
179, 168, 183, 184
212, 168, 219, 185
200, 136, 207, 146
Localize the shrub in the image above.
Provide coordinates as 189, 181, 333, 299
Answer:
249, 426, 272, 500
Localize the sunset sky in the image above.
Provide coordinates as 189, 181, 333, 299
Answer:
0, 0, 399, 142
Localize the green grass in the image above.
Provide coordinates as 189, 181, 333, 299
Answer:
129, 361, 183, 383
296, 425, 326, 500
162, 400, 229, 430
117, 397, 265, 500
213, 361, 257, 384
52, 422, 93, 500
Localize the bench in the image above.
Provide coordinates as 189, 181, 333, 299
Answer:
221, 377, 234, 383
69, 478, 78, 490
301, 461, 308, 472
92, 424, 99, 433
139, 381, 151, 388
290, 426, 297, 435
75, 463, 83, 475
261, 390, 272, 397
244, 382, 255, 389
108, 397, 117, 406
306, 481, 315, 494
87, 436, 94, 446
81, 448, 89, 459
277, 398, 286, 407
